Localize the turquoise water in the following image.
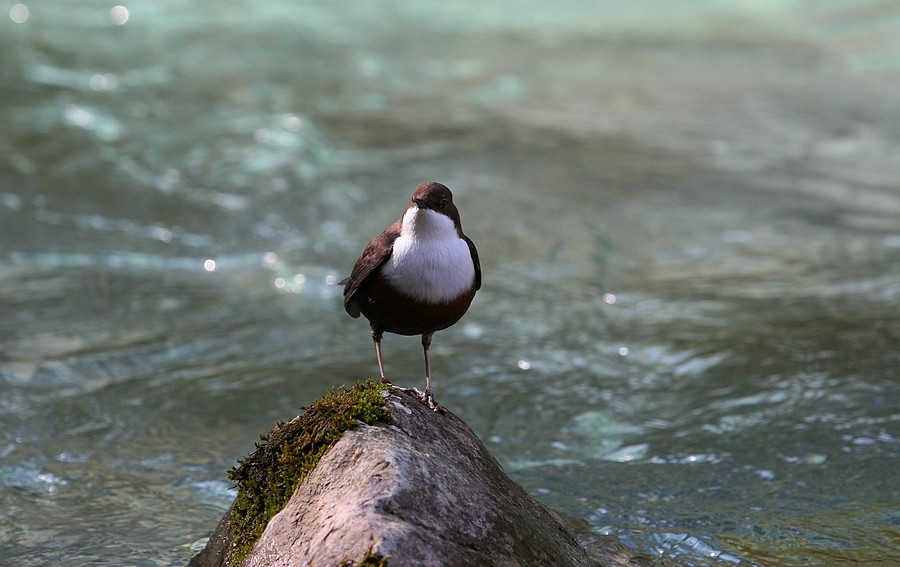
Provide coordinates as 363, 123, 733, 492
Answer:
1, 1, 899, 565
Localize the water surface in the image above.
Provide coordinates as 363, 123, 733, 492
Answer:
1, 1, 899, 565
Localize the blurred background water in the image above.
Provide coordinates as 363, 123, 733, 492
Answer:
1, 1, 899, 565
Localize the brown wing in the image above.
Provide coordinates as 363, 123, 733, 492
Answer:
464, 235, 482, 291
340, 220, 400, 318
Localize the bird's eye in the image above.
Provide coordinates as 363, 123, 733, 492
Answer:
439, 198, 449, 209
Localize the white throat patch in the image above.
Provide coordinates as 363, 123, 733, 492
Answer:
381, 208, 475, 303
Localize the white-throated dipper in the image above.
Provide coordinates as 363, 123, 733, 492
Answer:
340, 181, 481, 411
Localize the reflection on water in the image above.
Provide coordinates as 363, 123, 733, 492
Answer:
2, 1, 899, 565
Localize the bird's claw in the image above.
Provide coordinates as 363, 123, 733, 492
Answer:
395, 386, 443, 412
420, 388, 441, 412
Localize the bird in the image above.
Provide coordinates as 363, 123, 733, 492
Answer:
340, 181, 481, 411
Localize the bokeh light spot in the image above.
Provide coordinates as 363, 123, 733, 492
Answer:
262, 251, 279, 268
282, 114, 302, 132
89, 73, 118, 91
10, 3, 29, 23
154, 227, 173, 243
110, 5, 129, 25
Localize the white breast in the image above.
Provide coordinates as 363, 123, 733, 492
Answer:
382, 208, 475, 303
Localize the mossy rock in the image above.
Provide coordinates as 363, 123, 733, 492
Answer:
225, 379, 392, 565
189, 379, 637, 566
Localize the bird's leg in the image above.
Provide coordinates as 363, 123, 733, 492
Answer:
421, 332, 439, 411
371, 328, 389, 384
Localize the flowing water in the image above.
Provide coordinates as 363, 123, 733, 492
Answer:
2, 1, 899, 565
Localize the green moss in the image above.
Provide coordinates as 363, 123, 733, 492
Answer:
226, 379, 393, 565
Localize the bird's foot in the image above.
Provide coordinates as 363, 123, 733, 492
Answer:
421, 389, 442, 413
396, 386, 443, 412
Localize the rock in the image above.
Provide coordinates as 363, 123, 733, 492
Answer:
189, 381, 645, 567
